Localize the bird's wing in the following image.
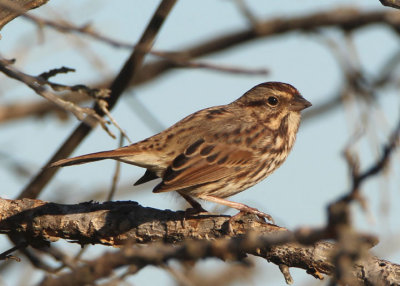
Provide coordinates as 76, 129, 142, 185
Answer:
153, 140, 255, 193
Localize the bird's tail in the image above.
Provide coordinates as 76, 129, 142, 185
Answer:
49, 146, 139, 168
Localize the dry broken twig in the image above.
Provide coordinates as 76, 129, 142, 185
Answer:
349, 118, 400, 198
0, 57, 119, 138
333, 113, 400, 214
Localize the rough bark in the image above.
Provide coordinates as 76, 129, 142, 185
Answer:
0, 198, 399, 285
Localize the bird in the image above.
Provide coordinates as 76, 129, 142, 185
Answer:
51, 82, 311, 221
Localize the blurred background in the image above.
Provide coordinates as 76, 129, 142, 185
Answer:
1, 0, 400, 285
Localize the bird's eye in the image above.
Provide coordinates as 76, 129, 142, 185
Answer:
267, 96, 279, 106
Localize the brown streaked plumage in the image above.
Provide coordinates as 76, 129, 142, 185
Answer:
51, 82, 311, 221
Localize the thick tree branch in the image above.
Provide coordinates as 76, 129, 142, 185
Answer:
0, 198, 297, 247
0, 198, 398, 285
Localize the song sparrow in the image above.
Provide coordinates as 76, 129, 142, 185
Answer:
51, 82, 311, 221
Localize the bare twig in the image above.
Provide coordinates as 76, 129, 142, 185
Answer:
233, 0, 259, 27
343, 116, 400, 201
278, 264, 293, 285
38, 66, 75, 81
0, 243, 26, 262
96, 100, 131, 143
0, 152, 34, 178
0, 0, 133, 48
106, 134, 124, 201
148, 49, 268, 75
0, 57, 116, 137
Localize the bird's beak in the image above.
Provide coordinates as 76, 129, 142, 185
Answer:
291, 94, 312, 111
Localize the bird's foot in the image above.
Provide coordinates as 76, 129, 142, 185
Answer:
198, 194, 275, 224
232, 208, 275, 224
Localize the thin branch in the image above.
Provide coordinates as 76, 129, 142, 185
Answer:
233, 0, 259, 26
343, 115, 400, 202
0, 0, 133, 48
96, 100, 131, 143
106, 134, 124, 201
279, 264, 294, 285
38, 66, 76, 81
0, 243, 25, 262
148, 49, 268, 75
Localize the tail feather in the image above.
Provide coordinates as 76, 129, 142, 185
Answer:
49, 147, 139, 168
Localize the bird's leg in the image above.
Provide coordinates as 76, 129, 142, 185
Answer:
198, 194, 275, 224
178, 192, 208, 215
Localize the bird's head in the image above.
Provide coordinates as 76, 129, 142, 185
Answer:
234, 82, 311, 126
